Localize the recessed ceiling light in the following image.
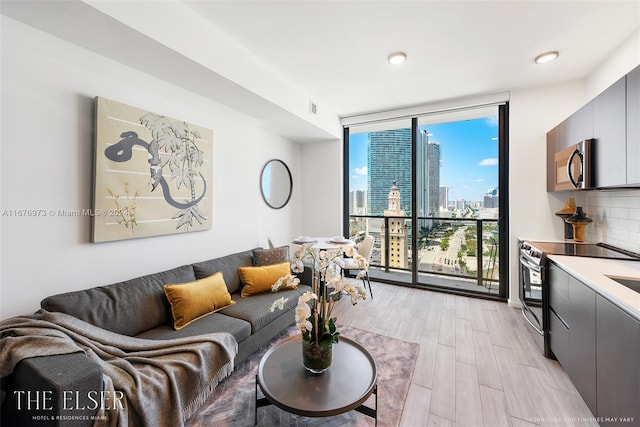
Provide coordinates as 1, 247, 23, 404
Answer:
388, 52, 407, 65
535, 51, 559, 64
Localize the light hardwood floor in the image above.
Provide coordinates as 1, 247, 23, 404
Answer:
332, 281, 598, 427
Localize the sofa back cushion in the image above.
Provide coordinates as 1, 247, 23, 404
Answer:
192, 249, 256, 294
41, 264, 196, 336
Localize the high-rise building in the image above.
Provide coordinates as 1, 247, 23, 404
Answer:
367, 128, 440, 217
380, 182, 408, 269
349, 189, 367, 214
367, 128, 412, 215
439, 185, 449, 210
483, 187, 499, 208
418, 130, 440, 217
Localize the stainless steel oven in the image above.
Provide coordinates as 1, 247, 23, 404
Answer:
518, 240, 640, 359
519, 241, 551, 357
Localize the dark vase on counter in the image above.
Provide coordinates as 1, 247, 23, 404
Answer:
555, 197, 576, 240
565, 207, 593, 242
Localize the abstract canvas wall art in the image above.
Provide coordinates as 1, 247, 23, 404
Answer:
92, 97, 213, 242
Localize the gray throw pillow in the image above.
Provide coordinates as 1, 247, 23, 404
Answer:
254, 246, 290, 266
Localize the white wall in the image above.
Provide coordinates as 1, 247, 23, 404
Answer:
508, 80, 588, 305
0, 17, 302, 319
300, 139, 344, 236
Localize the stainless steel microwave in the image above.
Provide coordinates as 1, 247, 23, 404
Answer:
553, 139, 593, 191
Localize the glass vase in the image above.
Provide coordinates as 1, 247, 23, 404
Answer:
302, 340, 332, 374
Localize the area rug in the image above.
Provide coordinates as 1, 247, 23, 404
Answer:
186, 325, 419, 427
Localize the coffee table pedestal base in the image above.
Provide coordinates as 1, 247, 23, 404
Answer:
255, 377, 377, 426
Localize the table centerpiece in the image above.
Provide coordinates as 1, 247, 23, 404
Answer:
269, 242, 369, 373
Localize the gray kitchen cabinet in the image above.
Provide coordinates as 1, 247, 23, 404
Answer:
627, 65, 639, 185
549, 261, 640, 426
547, 262, 597, 414
596, 295, 640, 426
561, 101, 594, 149
548, 263, 570, 363
567, 275, 596, 414
593, 75, 627, 187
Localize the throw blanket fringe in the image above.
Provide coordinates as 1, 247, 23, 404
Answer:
1, 310, 238, 427
182, 360, 234, 422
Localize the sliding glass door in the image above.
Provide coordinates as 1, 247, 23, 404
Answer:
344, 104, 508, 300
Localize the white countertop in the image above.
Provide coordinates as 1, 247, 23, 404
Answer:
547, 255, 640, 319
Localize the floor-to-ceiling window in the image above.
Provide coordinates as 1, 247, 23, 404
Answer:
343, 103, 508, 300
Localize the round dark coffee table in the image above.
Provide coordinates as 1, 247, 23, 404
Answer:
255, 335, 378, 425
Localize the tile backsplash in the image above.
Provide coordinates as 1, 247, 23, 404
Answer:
583, 189, 640, 255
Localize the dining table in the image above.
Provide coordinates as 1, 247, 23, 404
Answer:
290, 236, 356, 251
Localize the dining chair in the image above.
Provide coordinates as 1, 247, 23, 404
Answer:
337, 234, 374, 299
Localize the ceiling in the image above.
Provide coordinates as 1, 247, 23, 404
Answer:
185, 0, 640, 118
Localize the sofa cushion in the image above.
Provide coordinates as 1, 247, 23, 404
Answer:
238, 262, 292, 297
164, 272, 236, 330
135, 312, 252, 343
41, 264, 196, 336
253, 246, 289, 266
192, 249, 256, 294
221, 285, 311, 333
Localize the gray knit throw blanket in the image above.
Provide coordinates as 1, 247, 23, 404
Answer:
0, 310, 237, 427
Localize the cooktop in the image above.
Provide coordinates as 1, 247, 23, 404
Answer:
527, 241, 640, 261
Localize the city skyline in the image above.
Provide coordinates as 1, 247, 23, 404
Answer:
349, 116, 499, 203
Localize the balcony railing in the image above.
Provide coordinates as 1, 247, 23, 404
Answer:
348, 214, 500, 295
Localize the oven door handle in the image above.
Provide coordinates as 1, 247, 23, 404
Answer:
521, 304, 544, 336
519, 255, 541, 272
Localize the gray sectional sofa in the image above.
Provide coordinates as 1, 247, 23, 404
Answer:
1, 247, 310, 426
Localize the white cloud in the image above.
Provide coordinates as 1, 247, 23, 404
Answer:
479, 158, 498, 166
485, 116, 498, 128
353, 166, 367, 175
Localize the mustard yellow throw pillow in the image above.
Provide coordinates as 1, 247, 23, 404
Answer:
238, 261, 292, 297
164, 272, 235, 330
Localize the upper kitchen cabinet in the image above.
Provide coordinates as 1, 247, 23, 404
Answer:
627, 65, 640, 185
547, 65, 640, 191
593, 75, 626, 187
561, 101, 594, 148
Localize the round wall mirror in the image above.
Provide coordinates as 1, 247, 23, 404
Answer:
260, 159, 292, 209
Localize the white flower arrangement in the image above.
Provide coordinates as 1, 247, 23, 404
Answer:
268, 243, 368, 346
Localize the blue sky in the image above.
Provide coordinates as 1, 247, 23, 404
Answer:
349, 117, 499, 202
